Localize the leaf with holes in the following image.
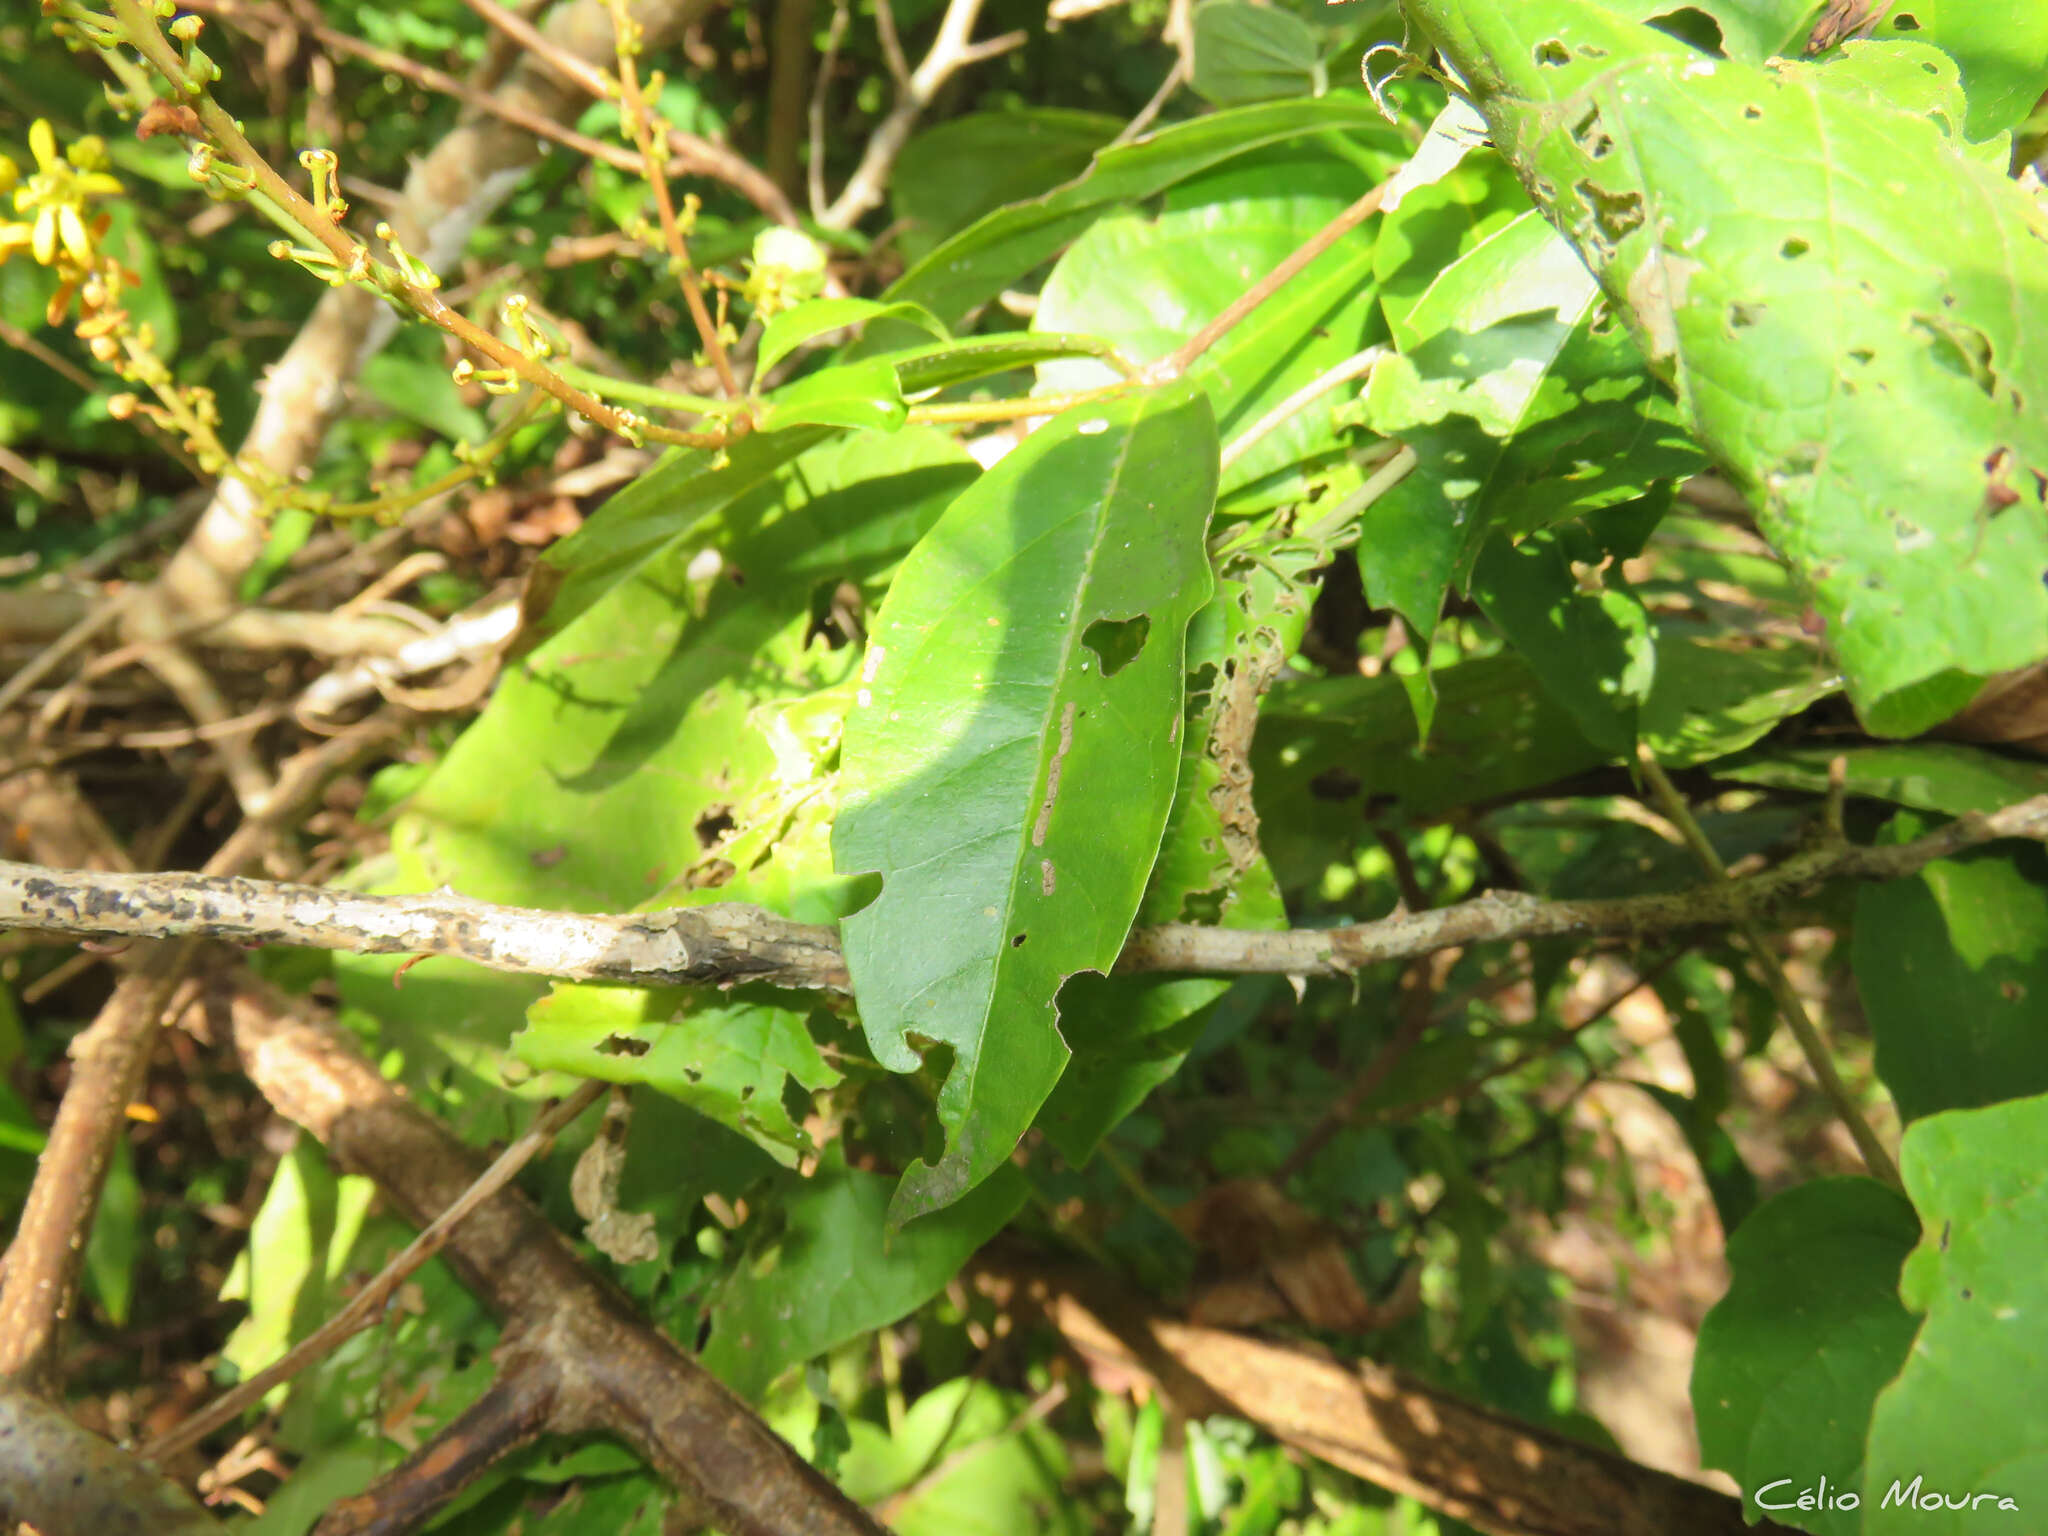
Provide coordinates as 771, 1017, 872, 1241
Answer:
515, 985, 839, 1165
333, 430, 976, 1132
1868, 1, 2048, 135
1865, 1093, 2048, 1531
1038, 548, 1305, 1166
1400, 6, 2048, 734
833, 387, 1218, 1222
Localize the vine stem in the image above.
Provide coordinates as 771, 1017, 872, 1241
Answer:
1157, 178, 1390, 378
1634, 748, 1902, 1188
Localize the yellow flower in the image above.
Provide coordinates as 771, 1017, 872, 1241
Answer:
7, 119, 124, 269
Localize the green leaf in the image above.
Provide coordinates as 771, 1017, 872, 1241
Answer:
1405, 6, 2048, 733
1870, 2, 2048, 136
892, 109, 1123, 266
82, 1134, 139, 1328
698, 1157, 1026, 1401
1033, 146, 1388, 496
1717, 741, 2048, 815
336, 430, 976, 1125
1468, 526, 1657, 756
890, 333, 1132, 397
1692, 1177, 1921, 1536
1866, 1093, 2048, 1530
758, 298, 948, 377
756, 355, 908, 432
1039, 547, 1312, 1165
886, 96, 1405, 327
1640, 635, 1838, 767
358, 350, 488, 445
515, 986, 839, 1165
834, 388, 1219, 1221
837, 1379, 1086, 1536
1191, 1, 1325, 105
532, 425, 836, 640
1361, 209, 1701, 673
1638, 1083, 1757, 1238
220, 1140, 378, 1396
1854, 843, 2048, 1122
1253, 653, 1610, 885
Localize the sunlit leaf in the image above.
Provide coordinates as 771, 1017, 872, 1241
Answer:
834, 387, 1218, 1220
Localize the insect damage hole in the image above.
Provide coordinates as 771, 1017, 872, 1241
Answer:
1534, 38, 1571, 66
1780, 236, 1811, 259
1081, 613, 1151, 677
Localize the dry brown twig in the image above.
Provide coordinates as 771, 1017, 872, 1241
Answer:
819, 0, 1029, 231
141, 1078, 608, 1465
0, 717, 406, 1391
219, 975, 890, 1536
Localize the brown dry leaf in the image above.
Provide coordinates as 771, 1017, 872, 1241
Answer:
1937, 662, 2048, 755
1805, 0, 1885, 52
571, 1089, 660, 1266
464, 487, 516, 545
1180, 1178, 1379, 1332
508, 495, 584, 546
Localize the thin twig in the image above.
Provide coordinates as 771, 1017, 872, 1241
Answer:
808, 0, 854, 223
1158, 180, 1389, 378
1219, 346, 1384, 472
185, 0, 796, 220
820, 0, 1027, 230
605, 0, 743, 398
8, 795, 2046, 997
1635, 749, 1901, 1187
142, 1079, 605, 1464
1110, 55, 1185, 146
460, 0, 613, 95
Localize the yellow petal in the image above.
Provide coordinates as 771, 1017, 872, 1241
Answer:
29, 119, 57, 173
32, 207, 56, 265
57, 203, 92, 265
80, 173, 124, 199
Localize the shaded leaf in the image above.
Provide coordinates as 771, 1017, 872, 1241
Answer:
1468, 525, 1656, 756
892, 109, 1123, 266
1191, 1, 1325, 105
1692, 1177, 1920, 1536
698, 1159, 1026, 1402
1717, 741, 2048, 815
1854, 841, 2048, 1121
1640, 635, 1837, 767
